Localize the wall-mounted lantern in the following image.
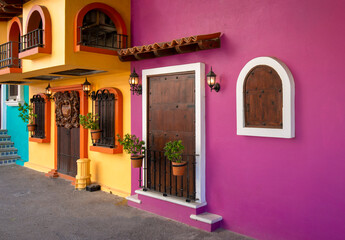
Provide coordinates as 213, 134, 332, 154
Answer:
82, 78, 91, 95
129, 68, 142, 95
206, 67, 220, 92
45, 83, 53, 99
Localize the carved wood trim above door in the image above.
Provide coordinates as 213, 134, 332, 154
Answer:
54, 91, 80, 129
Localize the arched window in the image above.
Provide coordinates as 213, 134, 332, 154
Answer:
237, 57, 295, 138
74, 3, 127, 55
19, 5, 52, 58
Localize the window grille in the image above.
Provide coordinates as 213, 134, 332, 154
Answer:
79, 10, 128, 50
92, 89, 115, 148
30, 95, 45, 139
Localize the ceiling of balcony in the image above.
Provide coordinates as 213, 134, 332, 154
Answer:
0, 0, 31, 21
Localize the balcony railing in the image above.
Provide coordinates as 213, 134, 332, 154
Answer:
78, 26, 128, 50
21, 29, 44, 52
139, 150, 197, 202
0, 41, 21, 69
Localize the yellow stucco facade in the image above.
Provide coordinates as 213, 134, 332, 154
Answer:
15, 0, 133, 197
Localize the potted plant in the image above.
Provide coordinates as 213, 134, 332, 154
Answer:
117, 134, 145, 168
79, 113, 101, 141
164, 140, 186, 176
18, 102, 37, 131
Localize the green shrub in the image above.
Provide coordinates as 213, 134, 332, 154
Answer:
117, 134, 145, 156
164, 140, 184, 163
18, 102, 37, 124
79, 113, 99, 130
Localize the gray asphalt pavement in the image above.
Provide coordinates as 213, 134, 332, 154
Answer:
0, 165, 253, 240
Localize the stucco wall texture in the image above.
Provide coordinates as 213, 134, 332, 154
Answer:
130, 0, 345, 240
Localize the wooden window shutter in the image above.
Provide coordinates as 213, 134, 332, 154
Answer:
244, 65, 283, 128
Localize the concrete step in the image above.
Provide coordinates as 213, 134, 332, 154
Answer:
190, 212, 223, 231
0, 154, 20, 161
0, 142, 15, 148
0, 154, 21, 166
0, 135, 11, 142
0, 147, 18, 156
0, 129, 8, 135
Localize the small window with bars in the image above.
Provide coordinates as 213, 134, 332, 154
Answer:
30, 95, 45, 139
91, 88, 123, 149
8, 85, 19, 100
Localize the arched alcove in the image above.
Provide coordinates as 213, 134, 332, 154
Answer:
74, 3, 127, 55
19, 5, 51, 57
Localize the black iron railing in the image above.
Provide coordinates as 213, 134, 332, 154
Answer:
21, 29, 44, 52
92, 89, 115, 148
30, 95, 45, 139
139, 150, 197, 202
78, 26, 128, 50
0, 41, 21, 69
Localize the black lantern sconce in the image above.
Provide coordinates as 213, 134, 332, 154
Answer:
45, 83, 54, 100
129, 68, 142, 95
206, 67, 220, 92
82, 78, 92, 95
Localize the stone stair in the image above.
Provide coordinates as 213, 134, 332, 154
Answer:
0, 130, 22, 166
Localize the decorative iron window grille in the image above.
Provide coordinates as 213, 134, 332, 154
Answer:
30, 95, 45, 139
0, 41, 21, 69
21, 29, 44, 52
78, 10, 128, 50
139, 150, 197, 202
91, 89, 115, 148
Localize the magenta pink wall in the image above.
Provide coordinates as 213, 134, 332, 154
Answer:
130, 0, 345, 239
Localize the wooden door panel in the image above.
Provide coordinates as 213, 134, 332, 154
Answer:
147, 72, 196, 199
244, 65, 282, 128
56, 91, 80, 177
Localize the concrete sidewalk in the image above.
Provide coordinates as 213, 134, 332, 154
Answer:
0, 165, 253, 240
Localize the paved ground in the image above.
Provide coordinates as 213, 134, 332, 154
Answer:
0, 165, 253, 240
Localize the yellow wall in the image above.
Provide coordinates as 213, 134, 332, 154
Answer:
27, 72, 132, 197
0, 22, 7, 44
21, 0, 66, 72
64, 0, 131, 73
22, 0, 133, 198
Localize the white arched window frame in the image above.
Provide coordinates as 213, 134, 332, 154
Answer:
236, 57, 295, 138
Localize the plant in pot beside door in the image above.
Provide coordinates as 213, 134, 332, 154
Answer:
79, 113, 101, 142
117, 134, 145, 168
164, 140, 186, 176
18, 102, 37, 131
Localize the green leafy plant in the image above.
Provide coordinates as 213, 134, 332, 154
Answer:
164, 140, 185, 163
79, 113, 99, 130
117, 134, 145, 156
18, 102, 37, 124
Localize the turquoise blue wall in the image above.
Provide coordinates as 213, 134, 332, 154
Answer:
6, 86, 29, 163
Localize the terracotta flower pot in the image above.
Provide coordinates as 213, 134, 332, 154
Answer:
131, 155, 144, 168
172, 161, 187, 176
27, 124, 36, 131
91, 129, 102, 141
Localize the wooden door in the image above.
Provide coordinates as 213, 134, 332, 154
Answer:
57, 127, 80, 176
147, 72, 196, 199
55, 91, 80, 177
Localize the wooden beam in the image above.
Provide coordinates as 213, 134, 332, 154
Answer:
0, 0, 26, 5
1, 6, 22, 13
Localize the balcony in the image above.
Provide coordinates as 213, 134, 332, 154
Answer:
0, 41, 22, 75
77, 25, 128, 55
21, 28, 44, 52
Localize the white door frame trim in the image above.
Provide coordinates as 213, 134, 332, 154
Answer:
142, 62, 206, 204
